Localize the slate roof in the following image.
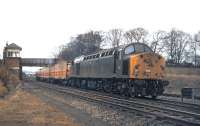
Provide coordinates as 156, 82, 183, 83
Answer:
5, 43, 22, 50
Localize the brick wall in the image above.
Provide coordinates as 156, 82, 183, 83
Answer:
4, 57, 22, 80
4, 58, 21, 68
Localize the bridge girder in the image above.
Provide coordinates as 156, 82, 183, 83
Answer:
21, 58, 57, 67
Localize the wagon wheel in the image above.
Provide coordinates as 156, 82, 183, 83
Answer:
151, 95, 157, 99
128, 86, 136, 97
119, 83, 127, 96
103, 83, 112, 93
119, 87, 124, 95
151, 93, 157, 99
63, 80, 68, 87
151, 83, 158, 99
68, 79, 72, 87
76, 80, 80, 88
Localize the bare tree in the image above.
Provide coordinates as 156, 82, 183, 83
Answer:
76, 31, 103, 54
164, 29, 192, 64
57, 31, 103, 60
51, 44, 66, 59
124, 30, 135, 44
150, 30, 168, 53
124, 27, 148, 44
105, 29, 123, 48
190, 32, 200, 66
176, 32, 192, 63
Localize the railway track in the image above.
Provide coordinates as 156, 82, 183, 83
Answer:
129, 97, 200, 114
32, 82, 200, 126
73, 87, 200, 114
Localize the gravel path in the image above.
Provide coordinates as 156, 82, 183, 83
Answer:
24, 82, 111, 126
0, 84, 79, 126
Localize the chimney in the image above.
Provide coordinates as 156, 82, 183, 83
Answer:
6, 41, 8, 46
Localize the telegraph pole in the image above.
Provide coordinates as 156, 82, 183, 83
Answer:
194, 33, 200, 67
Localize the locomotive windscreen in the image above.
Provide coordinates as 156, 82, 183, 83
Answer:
124, 43, 153, 55
134, 43, 152, 53
125, 45, 135, 54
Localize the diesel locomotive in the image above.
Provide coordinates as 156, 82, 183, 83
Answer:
36, 43, 169, 98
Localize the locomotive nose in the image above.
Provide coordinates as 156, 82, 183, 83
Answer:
130, 53, 165, 80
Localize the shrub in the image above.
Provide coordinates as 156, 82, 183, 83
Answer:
0, 65, 9, 83
0, 65, 20, 96
0, 80, 8, 97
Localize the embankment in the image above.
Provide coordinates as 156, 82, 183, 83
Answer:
165, 67, 200, 95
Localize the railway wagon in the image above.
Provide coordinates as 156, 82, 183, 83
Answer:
36, 67, 50, 82
68, 43, 168, 98
49, 61, 71, 84
36, 60, 71, 83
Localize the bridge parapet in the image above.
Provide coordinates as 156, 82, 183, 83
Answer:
21, 58, 57, 67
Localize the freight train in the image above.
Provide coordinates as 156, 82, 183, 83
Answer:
36, 43, 169, 98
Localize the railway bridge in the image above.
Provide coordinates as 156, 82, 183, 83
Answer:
2, 43, 58, 79
21, 58, 57, 67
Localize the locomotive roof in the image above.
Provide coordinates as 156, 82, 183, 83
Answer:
90, 42, 150, 54
74, 43, 152, 63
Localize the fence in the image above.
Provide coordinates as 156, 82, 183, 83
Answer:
181, 88, 200, 104
166, 63, 200, 68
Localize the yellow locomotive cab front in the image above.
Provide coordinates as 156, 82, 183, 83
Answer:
130, 53, 166, 80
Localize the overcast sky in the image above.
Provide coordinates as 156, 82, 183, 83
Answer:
0, 0, 200, 60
